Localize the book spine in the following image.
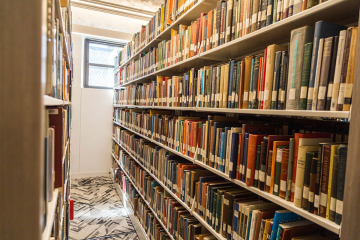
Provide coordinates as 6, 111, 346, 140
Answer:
252, 57, 260, 109
329, 152, 339, 222
279, 148, 289, 199
266, 150, 273, 193
308, 157, 318, 213
271, 51, 282, 109
325, 36, 338, 110
316, 36, 334, 110
259, 137, 268, 190
319, 145, 331, 218
336, 27, 353, 111
335, 145, 347, 225
254, 144, 262, 188
311, 38, 325, 110
330, 30, 346, 111
343, 27, 358, 111
299, 43, 313, 110
265, 0, 274, 26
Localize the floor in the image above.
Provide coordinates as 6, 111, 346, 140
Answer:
69, 176, 139, 240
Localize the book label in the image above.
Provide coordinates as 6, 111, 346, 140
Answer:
264, 90, 270, 101
247, 168, 251, 179
274, 184, 278, 193
320, 192, 327, 206
281, 90, 286, 102
330, 197, 336, 211
243, 91, 249, 101
336, 199, 343, 214
280, 180, 286, 192
255, 170, 259, 180
259, 171, 265, 181
289, 88, 296, 100
266, 175, 271, 186
318, 86, 326, 100
303, 186, 309, 198
300, 86, 307, 98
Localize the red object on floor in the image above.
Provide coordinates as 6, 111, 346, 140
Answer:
70, 198, 74, 220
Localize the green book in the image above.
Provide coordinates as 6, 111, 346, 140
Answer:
274, 145, 288, 196
215, 189, 226, 232
299, 43, 313, 110
302, 151, 318, 210
248, 59, 255, 109
254, 144, 262, 188
271, 51, 282, 109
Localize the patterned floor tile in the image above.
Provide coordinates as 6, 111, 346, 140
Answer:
69, 176, 138, 240
72, 176, 113, 188
86, 232, 139, 240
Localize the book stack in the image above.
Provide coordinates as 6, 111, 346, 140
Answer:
114, 122, 344, 240
118, 0, 201, 65
114, 109, 349, 226
45, 3, 72, 101
115, 21, 358, 112
118, 150, 212, 240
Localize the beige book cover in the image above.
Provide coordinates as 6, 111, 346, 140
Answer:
242, 56, 254, 108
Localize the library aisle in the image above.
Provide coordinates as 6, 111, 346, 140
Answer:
69, 177, 139, 240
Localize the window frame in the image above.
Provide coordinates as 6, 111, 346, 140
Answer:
84, 38, 125, 89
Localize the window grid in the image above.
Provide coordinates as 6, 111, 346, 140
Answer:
84, 39, 124, 89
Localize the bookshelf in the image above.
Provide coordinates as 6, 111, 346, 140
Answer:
112, 121, 341, 234
116, 0, 359, 87
1, 0, 73, 239
112, 0, 360, 239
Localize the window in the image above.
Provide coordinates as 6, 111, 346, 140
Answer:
84, 39, 124, 89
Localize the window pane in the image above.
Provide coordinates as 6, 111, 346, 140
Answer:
88, 65, 114, 88
88, 42, 123, 66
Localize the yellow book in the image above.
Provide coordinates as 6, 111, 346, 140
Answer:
262, 219, 272, 240
326, 144, 339, 219
160, 4, 164, 32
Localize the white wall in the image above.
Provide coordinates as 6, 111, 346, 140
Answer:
70, 32, 126, 178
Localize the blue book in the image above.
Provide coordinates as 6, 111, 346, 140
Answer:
246, 211, 253, 240
219, 131, 226, 172
248, 59, 255, 109
270, 210, 304, 240
204, 15, 208, 51
306, 21, 346, 110
198, 176, 223, 216
241, 134, 250, 182
229, 132, 240, 179
232, 202, 240, 240
228, 60, 235, 108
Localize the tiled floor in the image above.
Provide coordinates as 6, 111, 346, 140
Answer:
69, 176, 139, 240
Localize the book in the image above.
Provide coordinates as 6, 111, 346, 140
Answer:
306, 21, 346, 110
246, 134, 268, 186
298, 43, 313, 110
286, 26, 314, 110
269, 210, 304, 240
307, 157, 318, 213
335, 144, 347, 225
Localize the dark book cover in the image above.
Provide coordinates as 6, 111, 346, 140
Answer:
308, 157, 318, 213
231, 62, 238, 108
259, 0, 268, 29
316, 36, 334, 110
254, 144, 262, 188
325, 36, 339, 110
319, 145, 331, 218
307, 21, 346, 110
220, 1, 227, 46
335, 145, 347, 225
302, 152, 318, 210
228, 60, 235, 108
329, 150, 339, 222
265, 0, 274, 26
271, 51, 282, 109
259, 137, 269, 190
299, 43, 313, 110
251, 57, 260, 109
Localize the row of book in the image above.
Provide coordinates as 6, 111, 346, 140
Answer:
118, 0, 200, 65
115, 22, 357, 112
114, 155, 214, 240
117, 0, 328, 68
113, 133, 338, 240
113, 110, 348, 225
42, 105, 70, 235
45, 1, 72, 101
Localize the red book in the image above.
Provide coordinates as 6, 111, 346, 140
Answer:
246, 134, 268, 186
290, 133, 331, 202
239, 124, 276, 181
47, 107, 64, 188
